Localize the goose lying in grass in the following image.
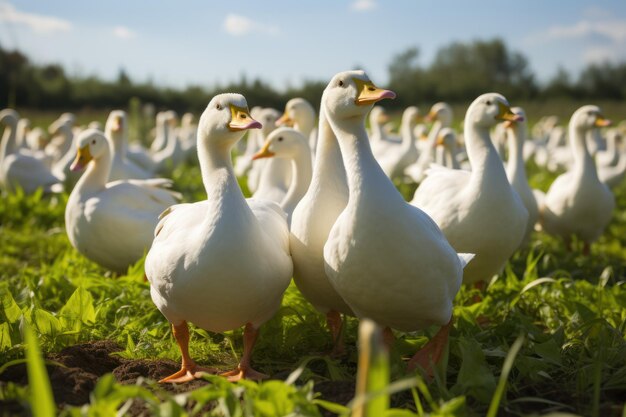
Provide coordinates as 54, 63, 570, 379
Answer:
411, 94, 527, 286
0, 109, 63, 194
145, 94, 292, 383
65, 129, 179, 274
322, 70, 473, 374
540, 105, 615, 253
252, 127, 312, 225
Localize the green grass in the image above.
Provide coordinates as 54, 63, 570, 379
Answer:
1, 120, 626, 416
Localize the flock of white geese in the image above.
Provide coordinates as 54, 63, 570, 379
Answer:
1, 70, 622, 383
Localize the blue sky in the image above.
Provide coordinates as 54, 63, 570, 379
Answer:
1, 0, 625, 90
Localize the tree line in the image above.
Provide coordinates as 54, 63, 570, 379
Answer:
2, 38, 625, 113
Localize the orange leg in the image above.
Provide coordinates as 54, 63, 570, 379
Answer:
159, 321, 217, 383
220, 323, 268, 382
407, 319, 452, 378
326, 310, 345, 357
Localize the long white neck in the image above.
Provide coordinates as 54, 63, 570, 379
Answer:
415, 120, 442, 167
506, 125, 528, 187
446, 143, 460, 169
369, 117, 385, 142
465, 118, 509, 190
399, 115, 416, 151
280, 144, 313, 221
58, 126, 74, 157
309, 108, 347, 194
570, 124, 597, 181
108, 129, 128, 160
197, 135, 246, 205
327, 113, 403, 205
74, 148, 112, 197
0, 121, 17, 163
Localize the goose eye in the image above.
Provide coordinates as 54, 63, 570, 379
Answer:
278, 137, 283, 142
216, 104, 222, 110
338, 80, 344, 87
486, 100, 492, 106
92, 140, 96, 145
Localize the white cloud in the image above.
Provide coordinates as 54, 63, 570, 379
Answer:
537, 19, 626, 43
223, 14, 279, 37
0, 2, 71, 34
113, 26, 136, 39
351, 0, 377, 12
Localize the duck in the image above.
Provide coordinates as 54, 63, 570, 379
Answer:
505, 107, 540, 245
0, 109, 63, 194
234, 106, 263, 179
289, 103, 353, 355
179, 112, 198, 160
152, 111, 185, 173
378, 106, 420, 179
598, 129, 626, 188
145, 94, 292, 383
277, 98, 317, 152
65, 129, 179, 274
322, 70, 473, 373
411, 93, 528, 286
252, 127, 312, 225
540, 105, 615, 253
405, 102, 453, 183
105, 110, 153, 181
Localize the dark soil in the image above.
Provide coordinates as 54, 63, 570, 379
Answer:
0, 340, 356, 416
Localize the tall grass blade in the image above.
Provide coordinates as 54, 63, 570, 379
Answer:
24, 323, 56, 417
486, 334, 524, 417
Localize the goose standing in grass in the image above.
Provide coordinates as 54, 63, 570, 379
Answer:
65, 129, 179, 273
0, 109, 63, 194
540, 105, 615, 253
252, 127, 312, 225
598, 129, 626, 188
289, 103, 353, 355
105, 110, 152, 181
145, 94, 292, 383
411, 93, 527, 286
505, 107, 540, 245
378, 106, 420, 180
405, 102, 453, 183
322, 70, 473, 373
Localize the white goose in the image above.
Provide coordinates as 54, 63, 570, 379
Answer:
411, 93, 528, 286
598, 129, 626, 188
277, 98, 317, 152
322, 70, 473, 373
153, 111, 184, 173
0, 109, 63, 194
505, 107, 540, 245
378, 106, 420, 179
105, 110, 153, 181
434, 127, 460, 169
247, 108, 282, 194
252, 127, 312, 225
289, 104, 353, 354
540, 105, 615, 253
405, 102, 453, 183
145, 94, 292, 383
65, 129, 179, 273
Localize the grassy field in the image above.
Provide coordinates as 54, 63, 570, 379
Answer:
0, 110, 625, 417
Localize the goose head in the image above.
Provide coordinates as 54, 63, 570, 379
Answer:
466, 93, 522, 129
425, 102, 453, 125
504, 107, 527, 135
571, 105, 611, 132
105, 110, 127, 137
252, 127, 308, 160
0, 109, 19, 126
70, 129, 109, 171
17, 119, 31, 140
323, 70, 395, 122
277, 98, 316, 128
198, 93, 261, 149
48, 115, 73, 136
436, 127, 457, 149
182, 113, 194, 128
88, 121, 103, 130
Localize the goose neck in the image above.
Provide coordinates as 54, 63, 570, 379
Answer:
197, 138, 244, 202
310, 110, 347, 191
506, 126, 527, 184
465, 121, 508, 186
74, 149, 112, 196
281, 144, 313, 217
570, 125, 596, 179
1, 122, 17, 163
